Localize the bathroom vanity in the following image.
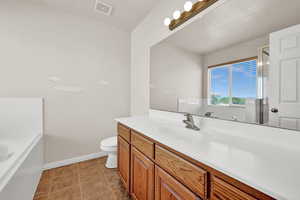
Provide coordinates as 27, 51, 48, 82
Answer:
116, 112, 300, 200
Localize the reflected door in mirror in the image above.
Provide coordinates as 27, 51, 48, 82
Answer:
269, 24, 300, 131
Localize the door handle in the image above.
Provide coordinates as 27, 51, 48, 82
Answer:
271, 108, 279, 113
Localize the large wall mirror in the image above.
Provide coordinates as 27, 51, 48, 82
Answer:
150, 0, 300, 131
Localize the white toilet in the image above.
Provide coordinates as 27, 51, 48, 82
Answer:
100, 136, 117, 168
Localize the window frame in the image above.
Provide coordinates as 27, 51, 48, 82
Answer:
207, 57, 258, 107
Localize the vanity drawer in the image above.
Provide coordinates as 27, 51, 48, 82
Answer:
211, 176, 257, 200
118, 123, 131, 142
155, 145, 208, 199
131, 131, 154, 159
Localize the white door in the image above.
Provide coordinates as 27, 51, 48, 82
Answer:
269, 24, 300, 130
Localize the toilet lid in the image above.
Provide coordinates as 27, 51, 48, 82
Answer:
101, 136, 117, 147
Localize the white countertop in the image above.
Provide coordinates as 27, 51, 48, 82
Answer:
116, 114, 300, 200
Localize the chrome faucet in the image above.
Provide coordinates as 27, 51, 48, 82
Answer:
183, 113, 200, 131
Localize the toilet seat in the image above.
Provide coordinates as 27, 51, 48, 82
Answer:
100, 136, 117, 152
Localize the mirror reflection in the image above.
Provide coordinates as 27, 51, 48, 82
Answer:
150, 0, 300, 131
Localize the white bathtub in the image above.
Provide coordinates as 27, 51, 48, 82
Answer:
0, 98, 43, 200
0, 134, 43, 200
0, 143, 11, 161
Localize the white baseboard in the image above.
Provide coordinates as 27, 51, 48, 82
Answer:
43, 151, 108, 170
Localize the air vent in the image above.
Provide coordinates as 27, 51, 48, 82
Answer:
95, 0, 113, 16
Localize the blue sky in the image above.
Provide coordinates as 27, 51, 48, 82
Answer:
210, 60, 257, 98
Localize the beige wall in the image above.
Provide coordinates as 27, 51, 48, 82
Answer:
0, 1, 130, 163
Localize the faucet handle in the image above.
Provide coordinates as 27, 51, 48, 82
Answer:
184, 113, 192, 117
184, 113, 194, 122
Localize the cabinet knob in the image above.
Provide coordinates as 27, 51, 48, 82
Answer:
271, 108, 279, 113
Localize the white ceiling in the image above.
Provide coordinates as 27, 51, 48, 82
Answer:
162, 0, 300, 55
37, 0, 158, 31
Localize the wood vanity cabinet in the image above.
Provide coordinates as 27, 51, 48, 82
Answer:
131, 146, 155, 200
118, 136, 130, 192
117, 123, 274, 200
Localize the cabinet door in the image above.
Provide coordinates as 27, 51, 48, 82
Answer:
131, 147, 154, 200
155, 166, 200, 200
211, 176, 257, 200
118, 136, 130, 192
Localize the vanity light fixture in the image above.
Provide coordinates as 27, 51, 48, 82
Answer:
164, 0, 218, 30
184, 1, 193, 12
173, 10, 181, 20
164, 17, 171, 26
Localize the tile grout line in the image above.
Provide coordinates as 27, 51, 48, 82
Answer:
47, 171, 53, 200
77, 163, 84, 200
47, 170, 53, 199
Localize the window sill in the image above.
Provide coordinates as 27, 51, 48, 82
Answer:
207, 104, 246, 109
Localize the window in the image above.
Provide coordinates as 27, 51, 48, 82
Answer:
208, 58, 257, 106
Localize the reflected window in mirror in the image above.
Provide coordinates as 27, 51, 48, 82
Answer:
209, 66, 230, 105
208, 58, 258, 106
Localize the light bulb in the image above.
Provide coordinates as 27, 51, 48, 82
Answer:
164, 18, 171, 26
184, 1, 193, 12
173, 10, 181, 20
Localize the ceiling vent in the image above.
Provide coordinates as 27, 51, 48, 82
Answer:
95, 0, 113, 16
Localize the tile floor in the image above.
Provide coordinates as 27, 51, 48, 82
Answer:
33, 157, 131, 200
